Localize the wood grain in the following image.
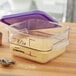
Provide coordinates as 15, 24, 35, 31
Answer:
0, 22, 76, 76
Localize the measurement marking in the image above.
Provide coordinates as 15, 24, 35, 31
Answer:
13, 49, 25, 54
29, 38, 35, 46
25, 51, 36, 57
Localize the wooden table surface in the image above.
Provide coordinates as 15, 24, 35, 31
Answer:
0, 22, 76, 76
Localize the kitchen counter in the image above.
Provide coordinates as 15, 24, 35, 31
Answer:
0, 22, 76, 76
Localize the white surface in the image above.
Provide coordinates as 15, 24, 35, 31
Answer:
0, 0, 7, 5
8, 0, 32, 12
34, 0, 67, 14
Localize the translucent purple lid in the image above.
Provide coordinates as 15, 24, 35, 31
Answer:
11, 19, 59, 31
0, 10, 58, 25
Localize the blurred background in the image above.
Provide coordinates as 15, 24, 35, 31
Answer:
0, 0, 76, 22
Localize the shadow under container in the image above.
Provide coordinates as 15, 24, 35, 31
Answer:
7, 19, 69, 63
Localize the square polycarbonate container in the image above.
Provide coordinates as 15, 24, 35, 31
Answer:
0, 10, 69, 63
8, 19, 69, 63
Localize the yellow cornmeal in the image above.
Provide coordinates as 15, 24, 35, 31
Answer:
10, 43, 66, 63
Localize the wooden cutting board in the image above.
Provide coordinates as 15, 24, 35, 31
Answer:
0, 22, 76, 76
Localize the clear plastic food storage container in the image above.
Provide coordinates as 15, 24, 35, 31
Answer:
0, 10, 69, 63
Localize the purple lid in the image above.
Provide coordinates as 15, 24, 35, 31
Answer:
0, 10, 58, 25
12, 19, 59, 31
